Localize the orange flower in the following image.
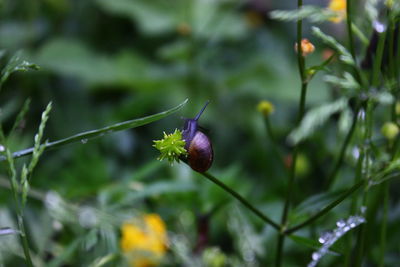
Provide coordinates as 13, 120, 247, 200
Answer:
295, 39, 315, 57
328, 0, 346, 23
121, 214, 168, 267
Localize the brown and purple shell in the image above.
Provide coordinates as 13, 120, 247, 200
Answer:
182, 101, 213, 173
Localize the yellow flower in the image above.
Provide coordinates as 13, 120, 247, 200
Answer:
295, 38, 315, 57
257, 100, 275, 117
328, 0, 346, 23
120, 214, 168, 267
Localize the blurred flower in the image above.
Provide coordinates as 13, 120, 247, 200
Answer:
177, 22, 191, 36
121, 214, 168, 267
202, 247, 227, 267
153, 129, 187, 165
295, 39, 315, 57
257, 100, 275, 117
328, 0, 346, 23
381, 122, 399, 140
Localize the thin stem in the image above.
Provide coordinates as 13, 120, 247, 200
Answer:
200, 172, 280, 231
284, 179, 365, 235
326, 106, 359, 188
18, 216, 34, 267
276, 0, 308, 264
379, 181, 389, 267
264, 118, 287, 173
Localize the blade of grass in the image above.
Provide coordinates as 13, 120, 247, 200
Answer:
0, 99, 188, 161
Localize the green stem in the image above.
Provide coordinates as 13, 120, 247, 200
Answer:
200, 172, 280, 230
326, 106, 359, 188
346, 0, 356, 61
0, 100, 188, 161
284, 179, 365, 235
265, 118, 287, 173
379, 181, 389, 267
18, 216, 34, 267
372, 29, 387, 87
3, 158, 34, 267
276, 0, 308, 264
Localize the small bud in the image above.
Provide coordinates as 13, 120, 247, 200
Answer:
153, 129, 187, 165
295, 39, 315, 57
257, 100, 275, 117
381, 122, 399, 140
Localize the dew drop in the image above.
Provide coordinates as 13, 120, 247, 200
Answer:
336, 219, 346, 228
81, 139, 88, 144
312, 252, 320, 261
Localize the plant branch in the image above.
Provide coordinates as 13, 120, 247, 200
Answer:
284, 179, 366, 234
0, 99, 188, 161
200, 172, 280, 231
325, 106, 359, 188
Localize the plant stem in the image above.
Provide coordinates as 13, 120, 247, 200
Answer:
200, 172, 280, 230
284, 179, 365, 235
326, 106, 359, 188
264, 118, 287, 173
379, 181, 389, 267
0, 100, 188, 162
3, 156, 34, 267
276, 0, 308, 264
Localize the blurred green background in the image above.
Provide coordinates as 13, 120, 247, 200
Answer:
0, 0, 383, 266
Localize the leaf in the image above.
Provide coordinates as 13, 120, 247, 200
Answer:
96, 0, 176, 35
338, 108, 353, 135
312, 27, 354, 65
2, 99, 188, 161
88, 254, 118, 267
288, 98, 348, 145
271, 6, 335, 23
0, 51, 39, 90
324, 72, 360, 90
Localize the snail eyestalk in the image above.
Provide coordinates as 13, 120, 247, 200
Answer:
153, 129, 188, 165
194, 101, 210, 121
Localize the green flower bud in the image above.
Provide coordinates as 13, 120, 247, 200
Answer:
381, 122, 399, 140
153, 129, 187, 165
257, 100, 275, 117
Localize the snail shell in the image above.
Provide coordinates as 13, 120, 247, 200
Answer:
182, 101, 213, 172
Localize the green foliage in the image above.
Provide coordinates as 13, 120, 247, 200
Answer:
271, 6, 335, 23
288, 98, 348, 145
0, 1, 399, 266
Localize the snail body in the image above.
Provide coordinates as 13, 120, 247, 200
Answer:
182, 102, 213, 173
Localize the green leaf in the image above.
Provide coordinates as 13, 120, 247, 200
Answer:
2, 99, 188, 161
0, 51, 39, 90
324, 72, 360, 90
88, 253, 118, 267
312, 27, 354, 65
96, 0, 176, 35
288, 98, 348, 145
271, 6, 335, 23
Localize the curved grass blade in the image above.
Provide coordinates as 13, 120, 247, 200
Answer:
2, 99, 188, 161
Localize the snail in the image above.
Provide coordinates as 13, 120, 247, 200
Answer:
182, 101, 213, 173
